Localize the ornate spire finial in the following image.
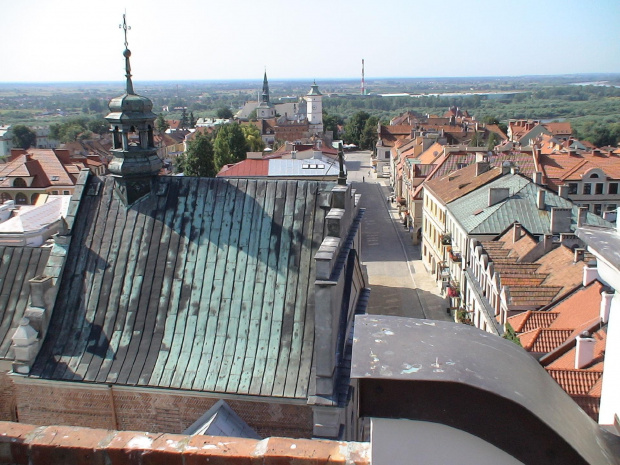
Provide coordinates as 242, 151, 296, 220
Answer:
119, 13, 134, 95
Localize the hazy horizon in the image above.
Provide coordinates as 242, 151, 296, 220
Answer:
2, 0, 619, 83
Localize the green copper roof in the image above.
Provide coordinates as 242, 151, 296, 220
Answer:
449, 173, 612, 235
307, 81, 322, 96
31, 176, 336, 399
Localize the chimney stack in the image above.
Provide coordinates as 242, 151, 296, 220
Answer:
537, 189, 546, 210
575, 331, 596, 369
578, 207, 588, 227
573, 248, 585, 263
558, 185, 569, 199
488, 187, 510, 207
533, 171, 543, 185
600, 290, 614, 324
543, 233, 553, 253
583, 261, 598, 286
475, 161, 490, 177
513, 223, 522, 243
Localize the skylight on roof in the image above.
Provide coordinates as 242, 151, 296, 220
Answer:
51, 176, 60, 181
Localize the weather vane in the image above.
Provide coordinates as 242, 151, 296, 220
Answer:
119, 13, 131, 49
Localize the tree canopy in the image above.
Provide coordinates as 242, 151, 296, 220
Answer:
241, 124, 265, 152
179, 132, 216, 177
11, 125, 37, 150
213, 124, 248, 171
343, 111, 371, 148
155, 114, 169, 133
217, 107, 234, 119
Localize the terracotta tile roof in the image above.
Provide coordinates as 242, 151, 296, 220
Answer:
520, 328, 573, 352
544, 122, 572, 136
486, 124, 507, 140
424, 164, 502, 205
0, 149, 80, 188
572, 395, 601, 420
508, 310, 559, 333
508, 286, 563, 306
535, 246, 587, 296
546, 369, 602, 396
546, 326, 606, 371
379, 125, 413, 147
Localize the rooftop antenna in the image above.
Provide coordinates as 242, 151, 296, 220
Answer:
361, 59, 365, 96
119, 13, 134, 94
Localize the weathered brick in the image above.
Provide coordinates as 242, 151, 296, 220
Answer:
184, 435, 260, 465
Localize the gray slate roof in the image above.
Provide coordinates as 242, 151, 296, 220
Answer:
0, 246, 50, 360
449, 173, 611, 235
30, 176, 334, 399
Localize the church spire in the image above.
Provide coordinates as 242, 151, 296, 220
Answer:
120, 14, 135, 95
261, 69, 270, 104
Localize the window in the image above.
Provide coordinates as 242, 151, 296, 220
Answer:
15, 193, 27, 205
609, 183, 618, 195
594, 204, 602, 215
595, 183, 604, 195
568, 183, 578, 195
583, 183, 592, 195
0, 192, 12, 203
50, 175, 60, 181
589, 173, 600, 178
607, 204, 617, 212
52, 190, 59, 195
63, 190, 70, 195
582, 204, 590, 211
384, 150, 390, 159
13, 178, 26, 188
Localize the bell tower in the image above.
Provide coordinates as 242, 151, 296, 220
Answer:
105, 14, 162, 205
305, 81, 323, 135
256, 70, 276, 119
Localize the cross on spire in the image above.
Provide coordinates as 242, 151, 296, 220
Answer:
119, 13, 134, 94
120, 13, 131, 49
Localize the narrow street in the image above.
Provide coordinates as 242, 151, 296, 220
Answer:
345, 150, 451, 322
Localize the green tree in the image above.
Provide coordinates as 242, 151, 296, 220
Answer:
213, 123, 248, 171
11, 125, 37, 149
360, 116, 379, 150
343, 111, 370, 147
183, 132, 216, 177
61, 124, 85, 142
217, 107, 234, 119
87, 98, 104, 114
247, 109, 257, 121
87, 118, 108, 135
241, 125, 265, 152
323, 110, 343, 138
487, 132, 500, 151
155, 114, 169, 133
189, 111, 196, 129
180, 108, 188, 129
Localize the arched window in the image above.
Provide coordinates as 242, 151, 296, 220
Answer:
31, 193, 39, 204
15, 193, 28, 205
0, 192, 12, 204
13, 178, 27, 188
590, 173, 599, 178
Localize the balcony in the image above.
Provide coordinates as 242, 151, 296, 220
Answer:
441, 234, 452, 246
447, 246, 462, 263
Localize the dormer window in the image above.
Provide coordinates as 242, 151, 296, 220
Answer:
50, 175, 60, 181
13, 178, 26, 188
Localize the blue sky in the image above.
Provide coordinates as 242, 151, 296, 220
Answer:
2, 0, 619, 82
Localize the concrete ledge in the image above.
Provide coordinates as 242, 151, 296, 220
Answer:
0, 421, 370, 465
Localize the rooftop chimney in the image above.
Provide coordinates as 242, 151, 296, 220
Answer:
550, 207, 572, 234
537, 189, 546, 210
575, 331, 596, 369
577, 207, 589, 227
513, 223, 522, 244
543, 233, 553, 253
573, 248, 585, 263
488, 187, 510, 207
583, 260, 598, 287
475, 161, 490, 177
558, 185, 569, 199
600, 290, 614, 324
568, 149, 577, 157
533, 171, 543, 185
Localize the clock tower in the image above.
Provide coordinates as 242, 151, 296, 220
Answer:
305, 81, 323, 135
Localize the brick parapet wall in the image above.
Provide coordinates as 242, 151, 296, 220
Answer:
0, 422, 371, 465
14, 381, 314, 438
0, 372, 16, 421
